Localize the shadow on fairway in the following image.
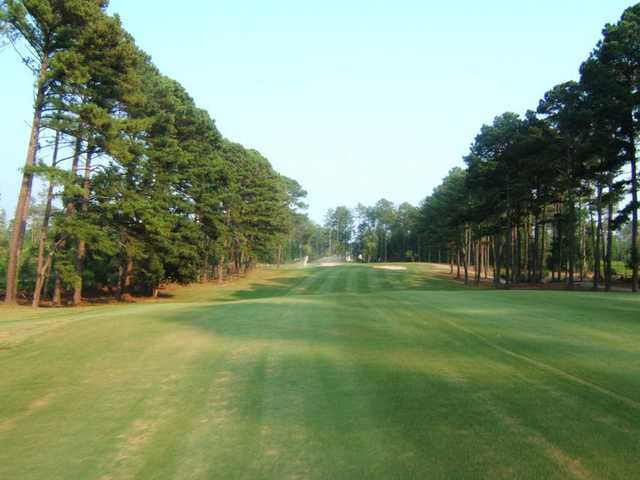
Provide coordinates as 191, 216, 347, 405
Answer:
155, 296, 640, 480
188, 352, 543, 479
160, 293, 490, 365
148, 263, 640, 479
210, 265, 466, 304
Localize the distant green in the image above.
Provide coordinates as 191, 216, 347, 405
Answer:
1, 264, 639, 479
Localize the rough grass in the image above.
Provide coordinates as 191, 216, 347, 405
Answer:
1, 263, 639, 479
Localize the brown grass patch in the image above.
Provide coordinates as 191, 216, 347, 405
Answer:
0, 392, 55, 433
488, 404, 592, 480
115, 419, 159, 462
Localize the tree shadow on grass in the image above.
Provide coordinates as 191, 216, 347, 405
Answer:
210, 265, 466, 305
219, 271, 317, 302
158, 300, 639, 480
161, 294, 500, 367
198, 353, 525, 479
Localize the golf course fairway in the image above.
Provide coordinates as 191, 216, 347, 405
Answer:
1, 264, 639, 479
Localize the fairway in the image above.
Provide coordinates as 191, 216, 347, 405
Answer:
1, 264, 640, 479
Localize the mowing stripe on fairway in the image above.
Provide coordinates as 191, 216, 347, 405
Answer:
436, 311, 640, 411
2, 264, 639, 479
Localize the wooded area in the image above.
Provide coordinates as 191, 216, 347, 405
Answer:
415, 5, 640, 291
0, 0, 309, 306
315, 5, 640, 292
1, 2, 639, 303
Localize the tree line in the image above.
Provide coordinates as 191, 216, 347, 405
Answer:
3, 2, 638, 300
415, 4, 640, 291
0, 0, 306, 306
261, 200, 419, 264
316, 5, 639, 293
286, 200, 418, 263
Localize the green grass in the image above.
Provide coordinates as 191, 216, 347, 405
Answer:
1, 264, 639, 479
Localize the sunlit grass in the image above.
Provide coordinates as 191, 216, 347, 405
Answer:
1, 264, 639, 479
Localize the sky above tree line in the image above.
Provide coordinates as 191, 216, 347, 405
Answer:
0, 0, 634, 222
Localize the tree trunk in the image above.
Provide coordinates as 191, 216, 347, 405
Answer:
217, 255, 225, 284
605, 185, 614, 292
53, 275, 62, 306
594, 186, 603, 289
539, 208, 546, 282
73, 148, 93, 306
630, 141, 638, 292
531, 212, 539, 282
505, 227, 512, 286
119, 257, 134, 300
33, 132, 61, 307
50, 137, 83, 306
555, 205, 562, 282
580, 217, 586, 281
461, 229, 469, 285
567, 198, 576, 289
202, 252, 210, 283
5, 55, 49, 305
483, 239, 489, 279
493, 234, 502, 288
475, 238, 482, 285
384, 231, 388, 262
514, 224, 521, 283
524, 219, 530, 281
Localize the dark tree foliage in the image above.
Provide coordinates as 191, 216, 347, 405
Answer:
412, 4, 640, 290
2, 1, 305, 305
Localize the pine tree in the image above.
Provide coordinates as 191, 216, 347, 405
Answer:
591, 5, 640, 292
1, 0, 110, 304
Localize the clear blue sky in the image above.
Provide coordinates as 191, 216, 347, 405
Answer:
0, 0, 634, 222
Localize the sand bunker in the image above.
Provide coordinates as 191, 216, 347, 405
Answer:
319, 262, 342, 267
374, 266, 407, 271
